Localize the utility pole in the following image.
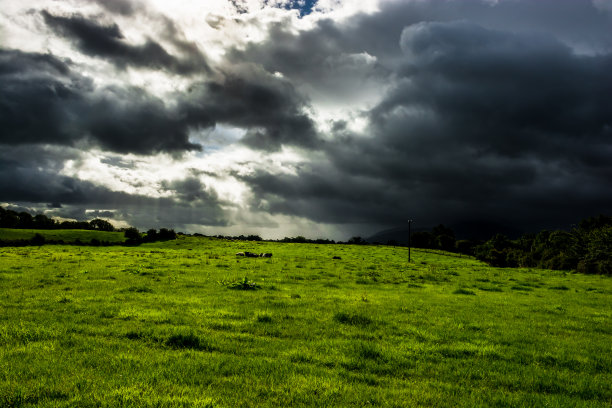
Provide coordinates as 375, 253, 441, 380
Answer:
408, 219, 413, 263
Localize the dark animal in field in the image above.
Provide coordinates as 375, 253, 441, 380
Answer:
333, 256, 342, 260
236, 252, 272, 257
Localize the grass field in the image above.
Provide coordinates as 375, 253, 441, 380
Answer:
0, 236, 610, 407
0, 228, 127, 244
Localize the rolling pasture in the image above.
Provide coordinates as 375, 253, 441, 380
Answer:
0, 235, 610, 407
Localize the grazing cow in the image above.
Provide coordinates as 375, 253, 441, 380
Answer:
260, 253, 272, 258
244, 251, 259, 257
236, 252, 245, 256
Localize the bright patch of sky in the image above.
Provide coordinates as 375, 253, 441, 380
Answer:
275, 0, 318, 17
59, 141, 307, 212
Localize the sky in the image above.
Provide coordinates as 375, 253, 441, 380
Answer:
1, 0, 611, 240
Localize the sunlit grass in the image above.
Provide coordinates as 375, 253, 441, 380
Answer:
0, 236, 610, 407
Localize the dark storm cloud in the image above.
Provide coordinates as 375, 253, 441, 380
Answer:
80, 0, 211, 72
230, 0, 612, 86
160, 177, 223, 205
84, 85, 207, 154
381, 20, 612, 169
0, 47, 316, 154
0, 50, 90, 147
345, 0, 612, 59
226, 19, 390, 101
41, 10, 209, 75
181, 73, 319, 150
0, 49, 201, 154
234, 164, 409, 224
0, 48, 72, 76
234, 12, 612, 231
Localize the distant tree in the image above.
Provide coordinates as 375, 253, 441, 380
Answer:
32, 214, 55, 229
475, 234, 515, 267
348, 236, 367, 245
460, 215, 611, 274
18, 212, 33, 228
411, 231, 435, 249
432, 224, 455, 240
515, 233, 536, 252
145, 229, 158, 242
432, 224, 456, 251
578, 215, 612, 232
59, 220, 90, 230
455, 240, 476, 255
0, 208, 19, 228
436, 234, 456, 252
124, 227, 141, 244
158, 228, 177, 241
314, 238, 336, 244
89, 219, 115, 232
577, 226, 612, 274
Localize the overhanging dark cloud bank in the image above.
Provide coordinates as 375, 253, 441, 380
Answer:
1, 0, 611, 237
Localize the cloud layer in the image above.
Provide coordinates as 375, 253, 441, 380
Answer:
1, 0, 611, 237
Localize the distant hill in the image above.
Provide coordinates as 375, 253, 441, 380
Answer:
449, 221, 523, 240
367, 221, 523, 244
366, 225, 428, 245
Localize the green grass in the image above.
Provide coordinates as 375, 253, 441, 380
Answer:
0, 236, 610, 407
0, 228, 126, 243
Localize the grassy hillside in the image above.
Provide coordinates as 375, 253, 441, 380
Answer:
0, 237, 610, 407
0, 228, 126, 243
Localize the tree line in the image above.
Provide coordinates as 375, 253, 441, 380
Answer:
0, 207, 115, 231
0, 207, 176, 246
383, 215, 611, 275
2, 207, 609, 273
124, 227, 177, 245
203, 234, 338, 245
474, 215, 612, 274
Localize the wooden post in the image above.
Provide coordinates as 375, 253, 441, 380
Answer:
408, 219, 413, 262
